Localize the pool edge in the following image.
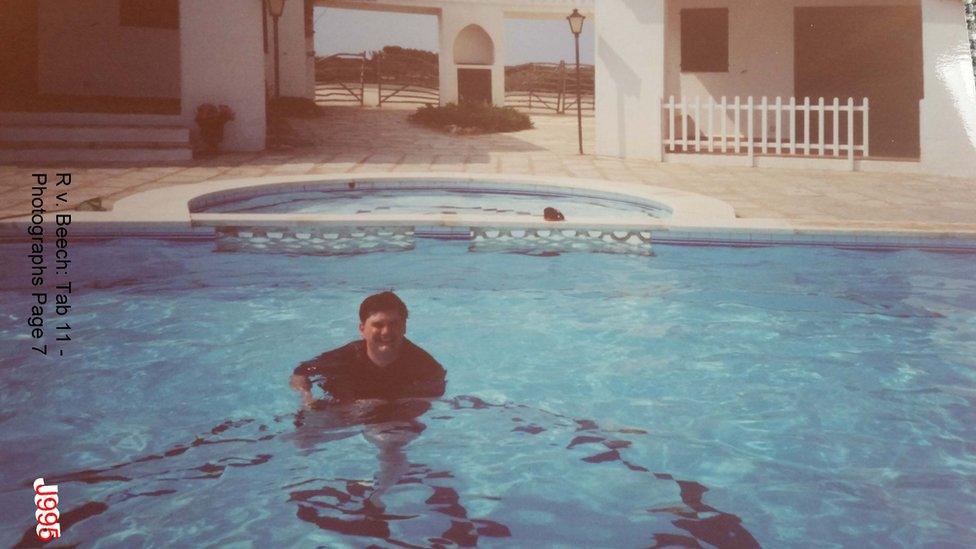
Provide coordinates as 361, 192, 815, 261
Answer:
1, 172, 974, 252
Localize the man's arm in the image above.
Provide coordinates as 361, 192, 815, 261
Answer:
291, 354, 328, 409
291, 347, 358, 406
289, 373, 315, 409
404, 378, 446, 398
404, 351, 447, 398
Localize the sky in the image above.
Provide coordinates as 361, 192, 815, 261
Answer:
313, 7, 595, 65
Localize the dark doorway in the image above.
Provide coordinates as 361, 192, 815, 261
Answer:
458, 68, 492, 105
0, 0, 39, 109
795, 6, 922, 159
0, 0, 180, 115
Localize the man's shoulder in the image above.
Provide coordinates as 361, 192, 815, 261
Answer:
319, 340, 364, 361
401, 340, 445, 376
294, 340, 364, 376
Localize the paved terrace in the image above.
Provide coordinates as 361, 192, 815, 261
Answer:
1, 105, 974, 233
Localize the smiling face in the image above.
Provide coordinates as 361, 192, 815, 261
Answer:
359, 309, 407, 367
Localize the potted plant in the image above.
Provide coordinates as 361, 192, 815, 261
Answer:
195, 103, 235, 152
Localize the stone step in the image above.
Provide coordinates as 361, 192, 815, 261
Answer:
0, 146, 192, 163
0, 111, 184, 127
0, 124, 189, 143
0, 139, 190, 150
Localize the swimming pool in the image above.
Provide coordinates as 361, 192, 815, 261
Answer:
1, 238, 974, 547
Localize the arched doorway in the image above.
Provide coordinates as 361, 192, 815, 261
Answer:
453, 24, 494, 104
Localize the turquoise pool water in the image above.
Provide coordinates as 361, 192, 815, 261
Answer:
195, 188, 670, 221
1, 239, 975, 547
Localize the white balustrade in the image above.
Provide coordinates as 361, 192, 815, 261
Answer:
662, 95, 870, 168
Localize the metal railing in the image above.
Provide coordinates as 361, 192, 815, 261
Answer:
375, 54, 439, 107
313, 55, 601, 112
505, 62, 594, 114
314, 52, 367, 105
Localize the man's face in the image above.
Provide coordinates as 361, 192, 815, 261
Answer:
359, 310, 406, 365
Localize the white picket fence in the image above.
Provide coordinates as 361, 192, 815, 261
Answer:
662, 95, 869, 168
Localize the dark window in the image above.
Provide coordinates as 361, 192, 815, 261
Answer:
120, 0, 179, 30
680, 8, 729, 72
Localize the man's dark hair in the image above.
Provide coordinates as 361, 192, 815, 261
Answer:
359, 291, 409, 322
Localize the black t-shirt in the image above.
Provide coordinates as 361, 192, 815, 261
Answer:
293, 339, 446, 402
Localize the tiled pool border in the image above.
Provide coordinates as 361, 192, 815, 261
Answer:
1, 172, 974, 252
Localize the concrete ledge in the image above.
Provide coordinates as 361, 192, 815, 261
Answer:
663, 152, 929, 174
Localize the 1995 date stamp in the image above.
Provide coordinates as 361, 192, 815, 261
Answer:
33, 477, 61, 542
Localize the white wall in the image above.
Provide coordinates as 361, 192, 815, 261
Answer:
595, 0, 666, 159
438, 4, 506, 105
920, 0, 976, 177
664, 0, 792, 103
37, 0, 179, 98
181, 0, 266, 151
663, 0, 921, 101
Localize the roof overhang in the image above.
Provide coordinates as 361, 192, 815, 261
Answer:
318, 0, 593, 18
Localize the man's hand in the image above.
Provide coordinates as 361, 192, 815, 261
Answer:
289, 374, 315, 409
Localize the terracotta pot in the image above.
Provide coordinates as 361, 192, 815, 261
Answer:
198, 120, 226, 152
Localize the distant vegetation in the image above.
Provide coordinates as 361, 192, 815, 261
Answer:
315, 46, 438, 86
968, 0, 976, 75
370, 45, 437, 66
409, 103, 533, 134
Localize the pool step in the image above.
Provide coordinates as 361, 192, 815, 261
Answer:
415, 226, 473, 240
0, 124, 192, 163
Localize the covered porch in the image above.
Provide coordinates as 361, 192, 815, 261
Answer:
595, 0, 976, 177
0, 0, 285, 161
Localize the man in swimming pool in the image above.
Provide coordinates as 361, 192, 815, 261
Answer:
290, 291, 445, 510
289, 291, 446, 408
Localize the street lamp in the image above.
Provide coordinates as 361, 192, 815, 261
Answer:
267, 0, 286, 99
567, 9, 585, 155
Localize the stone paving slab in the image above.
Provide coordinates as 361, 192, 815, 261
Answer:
1, 106, 974, 234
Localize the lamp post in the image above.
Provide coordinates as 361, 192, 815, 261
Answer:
267, 0, 286, 99
567, 9, 585, 155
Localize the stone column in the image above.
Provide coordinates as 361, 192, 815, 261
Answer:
437, 4, 506, 106
180, 0, 265, 151
595, 0, 666, 160
437, 11, 457, 105
276, 0, 313, 99
305, 1, 316, 99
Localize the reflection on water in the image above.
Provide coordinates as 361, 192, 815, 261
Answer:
288, 398, 514, 546
11, 397, 760, 548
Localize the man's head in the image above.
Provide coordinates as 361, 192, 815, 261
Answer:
358, 291, 409, 367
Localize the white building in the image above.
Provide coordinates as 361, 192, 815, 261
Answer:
1, 0, 974, 177
598, 0, 976, 177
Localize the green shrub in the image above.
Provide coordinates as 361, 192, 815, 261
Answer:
408, 103, 533, 133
